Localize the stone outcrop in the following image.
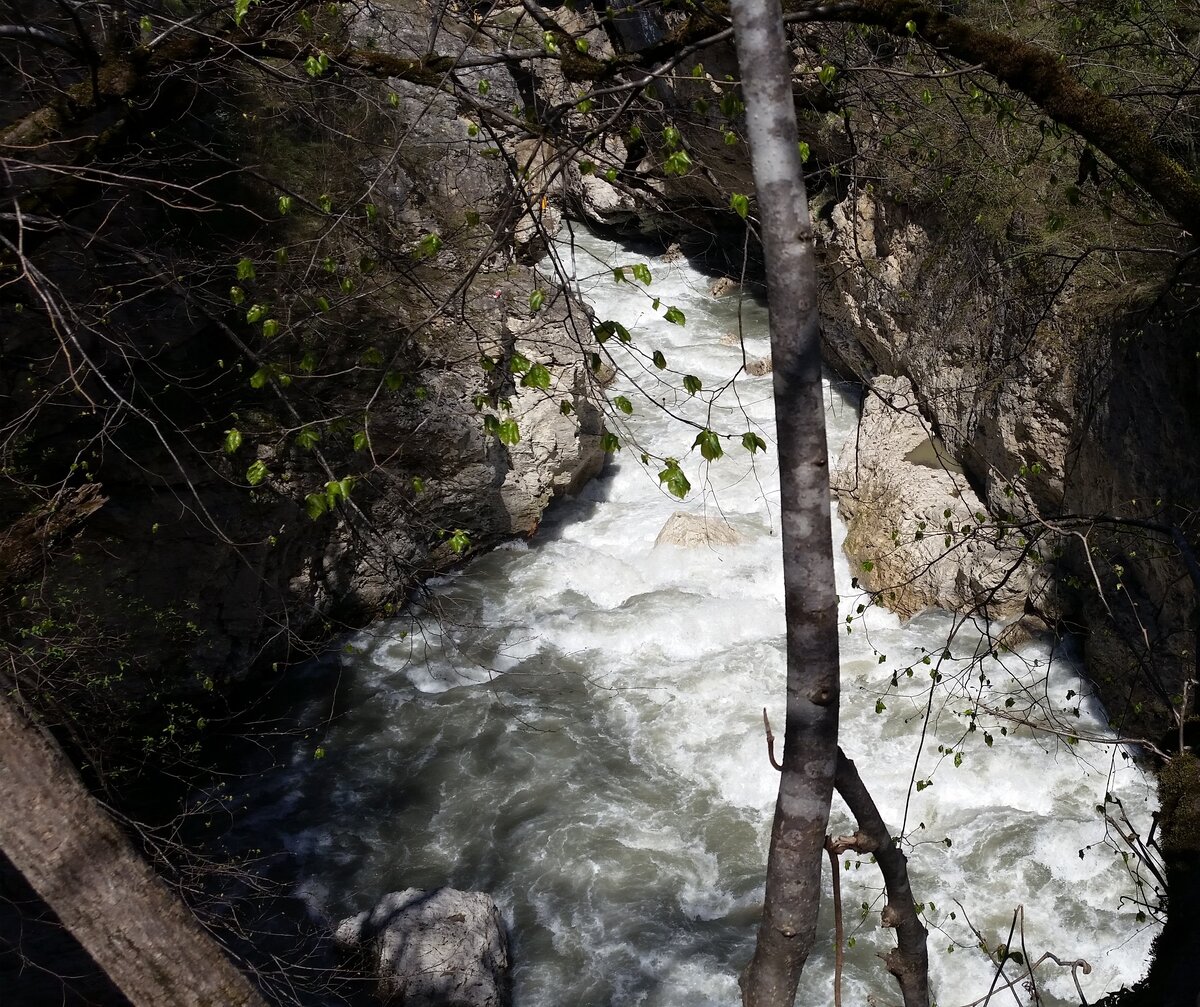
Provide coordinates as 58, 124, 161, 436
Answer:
832, 376, 1040, 620
337, 889, 511, 1007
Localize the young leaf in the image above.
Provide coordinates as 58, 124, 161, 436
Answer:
249, 367, 270, 389
246, 304, 267, 324
509, 351, 531, 375
236, 258, 255, 281
693, 429, 723, 461
278, 194, 293, 214
448, 528, 471, 554
657, 459, 691, 500
229, 286, 245, 305
521, 362, 552, 390
664, 305, 686, 326
601, 431, 621, 452
730, 192, 749, 219
223, 428, 243, 454
352, 431, 368, 452
296, 427, 321, 450
529, 288, 546, 312
683, 373, 702, 395
262, 318, 280, 339
497, 418, 521, 446
652, 350, 667, 369
631, 263, 652, 285
305, 493, 328, 519
742, 431, 767, 454
613, 395, 633, 415
246, 460, 269, 486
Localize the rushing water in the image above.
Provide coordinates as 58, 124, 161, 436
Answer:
233, 228, 1159, 1006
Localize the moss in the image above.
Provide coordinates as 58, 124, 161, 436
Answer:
1160, 754, 1200, 853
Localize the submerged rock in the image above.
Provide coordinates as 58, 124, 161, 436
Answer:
654, 511, 742, 548
336, 888, 511, 1007
709, 276, 739, 297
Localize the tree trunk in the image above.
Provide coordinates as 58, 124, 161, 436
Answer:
0, 689, 268, 1007
731, 0, 841, 1004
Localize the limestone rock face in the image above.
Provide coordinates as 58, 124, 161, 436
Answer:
337, 889, 510, 1007
832, 376, 1038, 620
654, 512, 742, 548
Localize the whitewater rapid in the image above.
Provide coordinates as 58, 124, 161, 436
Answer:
237, 227, 1158, 1006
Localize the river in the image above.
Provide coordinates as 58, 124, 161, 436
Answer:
230, 227, 1158, 1006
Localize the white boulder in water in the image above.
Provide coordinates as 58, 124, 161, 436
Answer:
654, 511, 742, 548
336, 888, 511, 1007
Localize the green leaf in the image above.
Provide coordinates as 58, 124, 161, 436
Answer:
657, 459, 691, 500
798, 140, 811, 163
509, 351, 531, 375
730, 192, 749, 219
388, 91, 399, 107
905, 19, 917, 34
683, 373, 702, 395
246, 460, 269, 486
415, 232, 442, 259
317, 192, 333, 213
652, 350, 667, 369
664, 305, 686, 326
236, 258, 256, 281
604, 168, 618, 182
229, 286, 245, 305
305, 492, 328, 519
296, 427, 321, 450
233, 0, 252, 27
224, 428, 243, 454
521, 362, 552, 390
662, 125, 682, 149
576, 98, 593, 113
305, 52, 330, 78
366, 203, 379, 221
611, 265, 625, 283
448, 528, 471, 554
297, 9, 313, 30
249, 367, 270, 389
246, 303, 267, 324
139, 14, 153, 32
693, 429, 723, 461
575, 37, 590, 52
278, 194, 293, 215
742, 431, 767, 454
613, 395, 633, 415
360, 346, 383, 367
262, 318, 280, 339
818, 63, 837, 85
411, 476, 425, 493
594, 319, 631, 344
529, 288, 546, 312
352, 431, 368, 451
477, 78, 490, 95
384, 370, 404, 391
875, 699, 886, 714
315, 295, 331, 312
601, 431, 621, 452
631, 263, 652, 285
467, 122, 479, 137
497, 418, 521, 446
663, 149, 693, 176
560, 399, 574, 415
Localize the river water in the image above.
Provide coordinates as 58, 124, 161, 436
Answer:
234, 228, 1158, 1006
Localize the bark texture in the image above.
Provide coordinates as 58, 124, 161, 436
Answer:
731, 0, 840, 1003
834, 749, 929, 1007
0, 691, 268, 1007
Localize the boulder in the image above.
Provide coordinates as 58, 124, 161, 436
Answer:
336, 888, 511, 1007
655, 511, 742, 548
832, 376, 1042, 619
709, 276, 740, 297
745, 356, 772, 376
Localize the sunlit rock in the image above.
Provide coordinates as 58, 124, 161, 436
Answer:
654, 511, 742, 548
832, 375, 1044, 619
